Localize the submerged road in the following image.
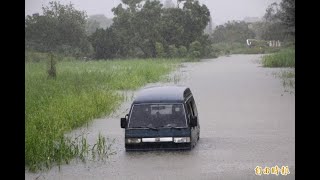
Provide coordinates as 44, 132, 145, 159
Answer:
26, 54, 295, 180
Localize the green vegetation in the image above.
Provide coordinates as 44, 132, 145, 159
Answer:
211, 21, 255, 44
273, 70, 295, 94
262, 48, 295, 67
25, 0, 295, 60
86, 14, 113, 35
25, 58, 181, 171
25, 0, 211, 59
208, 0, 294, 57
263, 46, 295, 94
25, 0, 295, 171
280, 70, 295, 93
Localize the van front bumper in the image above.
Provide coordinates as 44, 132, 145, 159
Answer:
125, 142, 192, 151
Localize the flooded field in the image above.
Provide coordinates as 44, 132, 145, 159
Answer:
26, 54, 295, 180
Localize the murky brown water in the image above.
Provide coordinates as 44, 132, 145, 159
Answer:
26, 55, 295, 180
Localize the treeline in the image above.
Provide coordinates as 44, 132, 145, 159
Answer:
25, 0, 295, 60
210, 0, 295, 45
211, 21, 256, 44
25, 0, 211, 60
86, 14, 113, 36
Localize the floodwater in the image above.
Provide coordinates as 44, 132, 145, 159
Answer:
26, 54, 295, 180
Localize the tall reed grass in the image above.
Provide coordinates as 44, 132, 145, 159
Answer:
262, 48, 295, 67
25, 58, 180, 171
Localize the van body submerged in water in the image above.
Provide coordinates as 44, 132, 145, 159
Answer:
120, 86, 200, 151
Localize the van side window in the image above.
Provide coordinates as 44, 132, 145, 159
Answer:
185, 102, 191, 119
190, 98, 198, 117
188, 101, 194, 116
186, 97, 195, 117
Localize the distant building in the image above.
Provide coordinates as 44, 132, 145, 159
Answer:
88, 14, 113, 29
32, 13, 40, 17
243, 17, 261, 23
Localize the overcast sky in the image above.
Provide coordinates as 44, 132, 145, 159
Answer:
25, 0, 281, 25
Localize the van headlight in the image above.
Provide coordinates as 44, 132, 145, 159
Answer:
173, 137, 190, 143
125, 138, 141, 144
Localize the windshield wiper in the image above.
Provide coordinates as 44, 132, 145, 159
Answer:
130, 126, 158, 130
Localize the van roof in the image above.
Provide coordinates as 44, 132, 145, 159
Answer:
133, 86, 192, 104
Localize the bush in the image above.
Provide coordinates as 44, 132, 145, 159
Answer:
207, 51, 218, 58
189, 41, 201, 52
188, 51, 201, 59
188, 41, 202, 59
155, 42, 166, 58
168, 45, 178, 58
178, 46, 187, 57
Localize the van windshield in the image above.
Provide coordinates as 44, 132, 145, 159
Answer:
128, 104, 187, 128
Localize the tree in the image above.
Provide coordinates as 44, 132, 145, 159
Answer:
122, 0, 144, 12
204, 16, 213, 34
249, 21, 266, 40
181, 0, 210, 47
168, 45, 178, 58
25, 1, 90, 57
133, 0, 163, 57
278, 0, 295, 35
188, 41, 201, 58
160, 0, 210, 49
264, 2, 280, 23
25, 13, 59, 52
109, 0, 211, 59
111, 3, 135, 57
178, 46, 187, 57
89, 27, 120, 59
86, 19, 101, 36
260, 0, 295, 41
160, 8, 185, 47
196, 33, 211, 57
261, 22, 287, 41
155, 42, 166, 57
111, 0, 163, 58
211, 21, 255, 43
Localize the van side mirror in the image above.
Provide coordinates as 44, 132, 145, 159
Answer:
121, 117, 127, 128
190, 116, 197, 127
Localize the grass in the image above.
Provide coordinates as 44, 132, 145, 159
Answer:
25, 58, 181, 171
281, 71, 295, 90
264, 47, 295, 94
274, 70, 295, 94
261, 47, 295, 67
